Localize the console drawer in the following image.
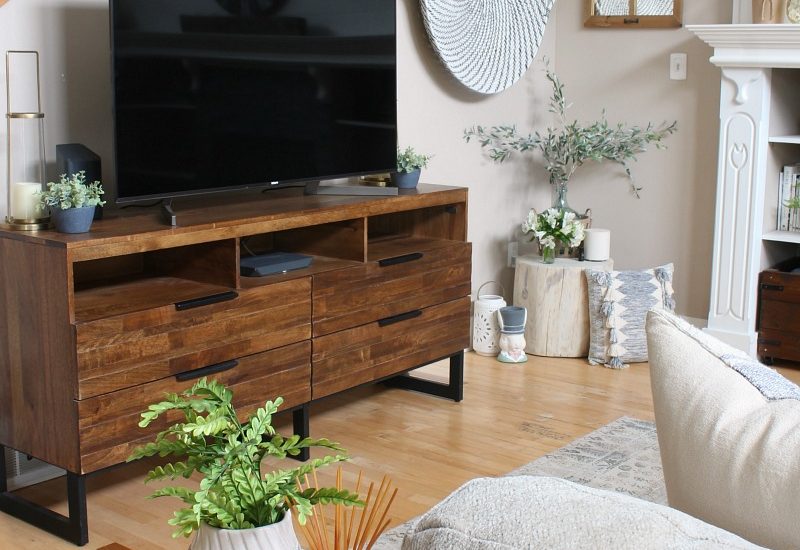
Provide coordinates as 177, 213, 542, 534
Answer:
313, 241, 471, 336
76, 278, 311, 398
312, 296, 470, 399
77, 341, 311, 474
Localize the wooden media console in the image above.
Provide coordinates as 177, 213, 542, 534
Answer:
0, 184, 471, 545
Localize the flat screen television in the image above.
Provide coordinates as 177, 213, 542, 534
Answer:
110, 0, 397, 204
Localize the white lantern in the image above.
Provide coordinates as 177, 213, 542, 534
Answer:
472, 281, 506, 356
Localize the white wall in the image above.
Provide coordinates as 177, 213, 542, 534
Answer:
0, 0, 731, 319
0, 0, 114, 217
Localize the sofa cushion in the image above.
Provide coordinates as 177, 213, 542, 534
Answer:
585, 263, 675, 369
646, 309, 800, 550
401, 476, 761, 549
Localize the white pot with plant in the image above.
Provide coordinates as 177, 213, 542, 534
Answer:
127, 378, 362, 550
37, 171, 105, 234
392, 146, 431, 189
464, 65, 677, 213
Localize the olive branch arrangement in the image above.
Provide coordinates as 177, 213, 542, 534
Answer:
464, 66, 677, 197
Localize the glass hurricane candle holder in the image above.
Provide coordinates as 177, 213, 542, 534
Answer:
5, 50, 49, 230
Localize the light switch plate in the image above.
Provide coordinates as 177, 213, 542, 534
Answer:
670, 53, 687, 80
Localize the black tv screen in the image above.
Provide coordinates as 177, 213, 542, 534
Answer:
110, 0, 397, 203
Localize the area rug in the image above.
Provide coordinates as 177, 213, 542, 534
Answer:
373, 416, 665, 549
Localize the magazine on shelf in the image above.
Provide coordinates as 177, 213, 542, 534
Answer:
779, 163, 800, 231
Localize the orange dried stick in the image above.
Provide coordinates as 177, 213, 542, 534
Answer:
365, 517, 393, 550
353, 481, 375, 550
346, 470, 363, 549
357, 475, 389, 550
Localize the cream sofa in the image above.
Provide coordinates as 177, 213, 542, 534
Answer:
647, 309, 800, 550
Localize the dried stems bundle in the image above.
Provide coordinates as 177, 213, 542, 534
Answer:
297, 467, 398, 550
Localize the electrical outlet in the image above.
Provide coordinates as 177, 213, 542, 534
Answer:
508, 241, 518, 268
670, 53, 687, 80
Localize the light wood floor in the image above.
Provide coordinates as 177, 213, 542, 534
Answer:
4, 353, 800, 549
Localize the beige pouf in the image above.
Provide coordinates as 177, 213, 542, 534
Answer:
401, 476, 762, 549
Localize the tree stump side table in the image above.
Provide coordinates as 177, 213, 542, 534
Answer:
513, 255, 613, 357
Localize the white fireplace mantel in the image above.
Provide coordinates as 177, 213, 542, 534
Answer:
688, 24, 800, 355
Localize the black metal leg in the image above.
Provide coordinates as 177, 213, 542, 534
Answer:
0, 446, 89, 546
292, 403, 310, 462
384, 351, 464, 402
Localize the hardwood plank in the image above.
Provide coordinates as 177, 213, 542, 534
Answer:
4, 354, 799, 548
273, 218, 367, 262
145, 239, 238, 288
0, 239, 80, 471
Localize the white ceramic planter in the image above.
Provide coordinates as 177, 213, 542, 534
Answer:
190, 509, 301, 550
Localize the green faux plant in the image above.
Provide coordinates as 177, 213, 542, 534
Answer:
396, 146, 431, 174
127, 378, 361, 538
464, 67, 677, 197
37, 171, 105, 210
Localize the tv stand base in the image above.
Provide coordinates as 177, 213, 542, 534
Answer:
161, 200, 177, 226
384, 351, 464, 402
0, 447, 88, 546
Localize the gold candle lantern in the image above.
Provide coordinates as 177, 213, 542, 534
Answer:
5, 50, 49, 230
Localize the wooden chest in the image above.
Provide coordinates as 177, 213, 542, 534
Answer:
757, 258, 800, 364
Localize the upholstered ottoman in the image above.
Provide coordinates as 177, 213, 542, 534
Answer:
400, 476, 761, 549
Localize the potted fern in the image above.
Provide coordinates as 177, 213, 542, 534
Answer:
37, 171, 105, 233
464, 66, 677, 213
127, 378, 361, 550
392, 146, 431, 189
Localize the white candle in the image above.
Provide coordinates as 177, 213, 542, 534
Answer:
11, 182, 43, 221
584, 228, 611, 261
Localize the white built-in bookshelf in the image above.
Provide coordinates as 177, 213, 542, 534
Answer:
688, 24, 800, 356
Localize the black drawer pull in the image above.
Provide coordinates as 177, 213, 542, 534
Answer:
378, 309, 422, 327
378, 252, 423, 267
760, 283, 784, 292
175, 291, 238, 311
175, 359, 239, 382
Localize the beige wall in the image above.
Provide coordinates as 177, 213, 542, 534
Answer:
1, 0, 731, 319
400, 1, 730, 319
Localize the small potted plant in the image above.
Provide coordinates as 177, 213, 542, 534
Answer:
38, 171, 105, 233
392, 146, 431, 189
127, 378, 362, 550
522, 207, 585, 264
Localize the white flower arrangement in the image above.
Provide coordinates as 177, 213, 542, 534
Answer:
522, 207, 585, 251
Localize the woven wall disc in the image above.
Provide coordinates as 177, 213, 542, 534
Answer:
420, 0, 556, 95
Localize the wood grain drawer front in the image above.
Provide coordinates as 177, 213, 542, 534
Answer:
78, 341, 311, 474
76, 278, 311, 399
758, 328, 800, 362
312, 296, 470, 399
313, 242, 471, 336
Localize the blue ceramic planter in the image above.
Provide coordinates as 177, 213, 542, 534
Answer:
51, 206, 95, 234
391, 169, 421, 189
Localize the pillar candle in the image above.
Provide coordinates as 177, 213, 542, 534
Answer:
584, 228, 611, 261
11, 182, 43, 221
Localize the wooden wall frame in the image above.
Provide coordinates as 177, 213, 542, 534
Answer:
584, 0, 683, 28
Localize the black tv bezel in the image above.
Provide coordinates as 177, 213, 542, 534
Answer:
108, 0, 397, 205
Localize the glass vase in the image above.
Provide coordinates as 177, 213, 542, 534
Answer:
552, 180, 576, 214
541, 246, 556, 264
